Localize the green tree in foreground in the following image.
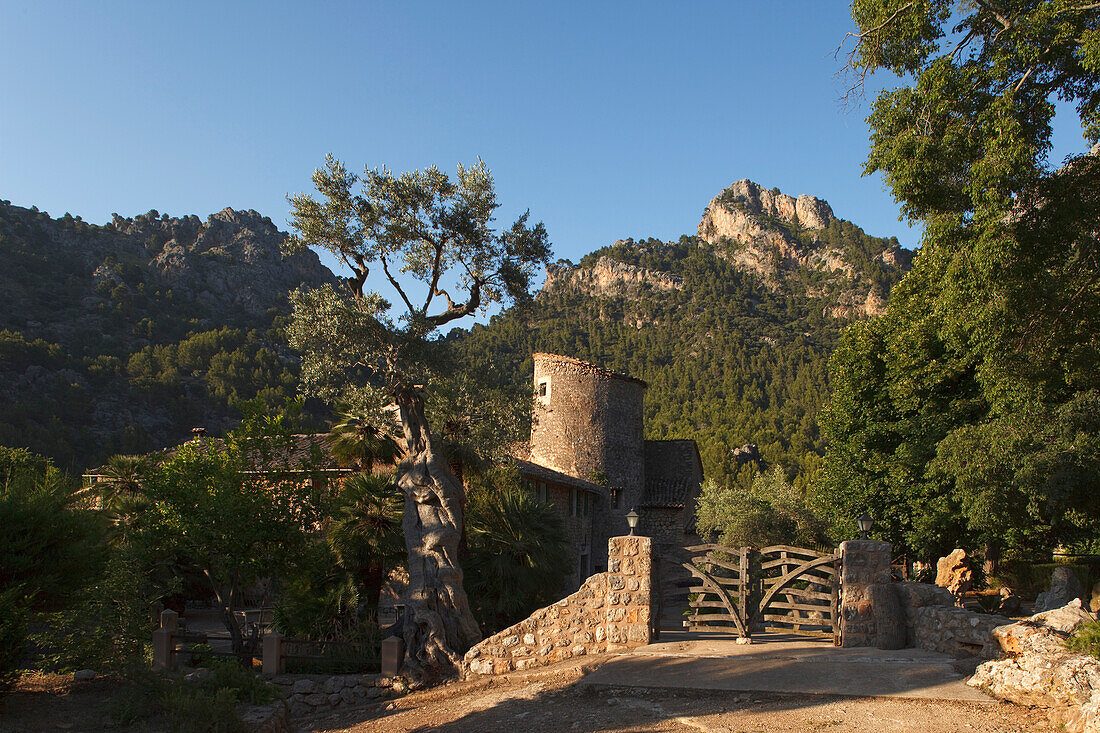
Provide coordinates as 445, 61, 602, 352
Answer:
820, 0, 1100, 559
696, 466, 828, 548
285, 156, 551, 682
0, 447, 106, 688
464, 466, 572, 633
136, 413, 326, 659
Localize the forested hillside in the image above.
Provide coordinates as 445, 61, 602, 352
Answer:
0, 179, 907, 484
0, 201, 334, 471
448, 181, 910, 490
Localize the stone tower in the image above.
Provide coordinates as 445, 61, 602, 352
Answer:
530, 353, 646, 535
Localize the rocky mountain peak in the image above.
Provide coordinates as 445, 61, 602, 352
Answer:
713, 179, 834, 230
697, 180, 909, 318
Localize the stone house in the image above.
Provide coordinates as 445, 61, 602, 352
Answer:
515, 353, 704, 590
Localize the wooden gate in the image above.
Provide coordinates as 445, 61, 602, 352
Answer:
658, 543, 839, 640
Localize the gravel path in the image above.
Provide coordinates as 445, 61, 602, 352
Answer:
299, 656, 1051, 733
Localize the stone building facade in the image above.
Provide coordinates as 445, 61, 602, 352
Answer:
517, 353, 703, 591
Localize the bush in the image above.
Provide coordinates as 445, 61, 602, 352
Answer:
0, 587, 27, 689
0, 447, 108, 684
464, 465, 572, 633
993, 561, 1091, 598
105, 659, 279, 732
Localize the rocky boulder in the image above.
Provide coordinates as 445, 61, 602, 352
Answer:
969, 599, 1100, 729
1036, 567, 1085, 613
935, 549, 974, 599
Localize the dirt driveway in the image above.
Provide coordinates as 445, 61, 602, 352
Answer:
299, 656, 1050, 733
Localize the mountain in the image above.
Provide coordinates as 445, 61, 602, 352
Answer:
0, 178, 908, 485
0, 201, 335, 470
448, 180, 911, 490
698, 179, 911, 317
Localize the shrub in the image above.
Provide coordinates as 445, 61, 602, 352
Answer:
1066, 620, 1100, 660
464, 465, 572, 633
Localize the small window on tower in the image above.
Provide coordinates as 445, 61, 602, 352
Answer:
537, 377, 551, 403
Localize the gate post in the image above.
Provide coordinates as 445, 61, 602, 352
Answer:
838, 539, 892, 647
152, 609, 178, 670
738, 547, 750, 638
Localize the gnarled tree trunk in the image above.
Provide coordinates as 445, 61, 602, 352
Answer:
395, 386, 482, 683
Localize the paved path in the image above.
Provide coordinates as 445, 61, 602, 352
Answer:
580, 631, 995, 702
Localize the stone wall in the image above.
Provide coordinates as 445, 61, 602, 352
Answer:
895, 583, 1009, 658
463, 536, 654, 677
269, 673, 404, 720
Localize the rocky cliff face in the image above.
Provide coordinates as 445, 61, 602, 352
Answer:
108, 207, 335, 322
697, 179, 910, 317
543, 250, 683, 298
0, 201, 337, 468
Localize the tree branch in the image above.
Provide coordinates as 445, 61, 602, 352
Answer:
423, 234, 445, 313
974, 0, 1012, 33
424, 277, 483, 330
379, 253, 416, 314
347, 253, 369, 297
834, 2, 913, 103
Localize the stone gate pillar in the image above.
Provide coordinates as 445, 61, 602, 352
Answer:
838, 539, 892, 647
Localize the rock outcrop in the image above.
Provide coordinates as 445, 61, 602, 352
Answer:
968, 600, 1100, 732
543, 253, 683, 298
696, 179, 910, 317
0, 201, 336, 467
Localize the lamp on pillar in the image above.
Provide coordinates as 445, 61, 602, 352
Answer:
626, 508, 639, 536
857, 512, 874, 540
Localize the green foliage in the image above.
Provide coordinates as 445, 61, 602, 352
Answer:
325, 472, 405, 606
695, 466, 829, 548
820, 0, 1100, 559
105, 660, 278, 733
464, 465, 573, 633
285, 156, 552, 401
0, 202, 318, 473
0, 587, 27, 689
148, 435, 323, 635
0, 447, 108, 686
273, 541, 361, 640
426, 371, 532, 482
326, 404, 401, 471
1066, 621, 1100, 660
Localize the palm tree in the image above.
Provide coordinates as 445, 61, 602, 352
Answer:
464, 468, 572, 633
88, 454, 152, 540
326, 472, 404, 609
326, 405, 402, 473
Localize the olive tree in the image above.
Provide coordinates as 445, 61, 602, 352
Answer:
284, 156, 550, 682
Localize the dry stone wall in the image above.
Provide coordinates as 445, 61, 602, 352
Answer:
463, 536, 654, 677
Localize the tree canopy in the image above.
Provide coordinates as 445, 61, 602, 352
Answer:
819, 0, 1100, 558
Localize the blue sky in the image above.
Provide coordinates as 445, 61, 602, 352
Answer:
1, 1, 1092, 278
